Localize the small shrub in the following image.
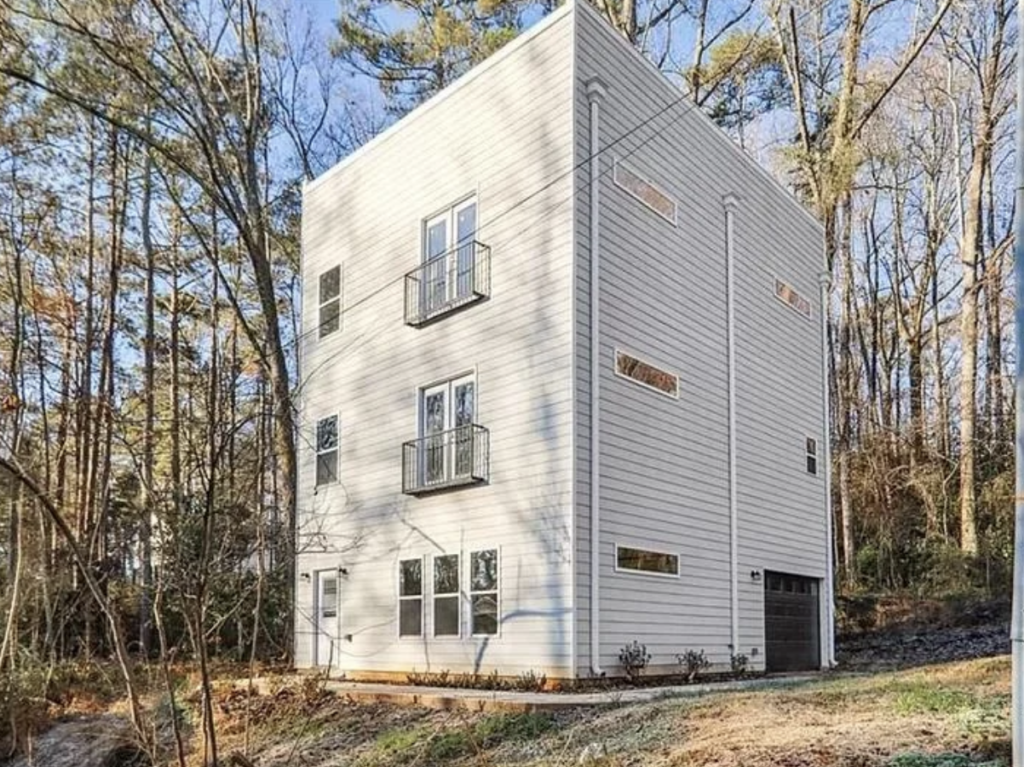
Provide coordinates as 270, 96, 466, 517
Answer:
676, 649, 711, 682
426, 731, 471, 761
406, 668, 516, 690
475, 712, 553, 744
407, 669, 451, 687
618, 641, 651, 681
514, 670, 547, 692
893, 685, 977, 715
375, 727, 422, 754
730, 652, 749, 676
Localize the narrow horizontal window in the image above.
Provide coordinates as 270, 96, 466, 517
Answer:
806, 437, 818, 475
613, 160, 677, 224
615, 349, 679, 398
315, 415, 339, 486
433, 554, 460, 637
319, 266, 341, 337
398, 558, 423, 637
775, 278, 812, 319
616, 545, 680, 576
470, 549, 499, 636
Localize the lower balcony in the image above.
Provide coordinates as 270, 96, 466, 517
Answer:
402, 424, 490, 495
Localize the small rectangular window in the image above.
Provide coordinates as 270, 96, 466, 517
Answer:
321, 576, 338, 618
433, 554, 460, 636
806, 437, 818, 475
470, 549, 498, 636
615, 349, 679, 398
775, 278, 812, 319
315, 415, 339, 486
319, 266, 341, 338
616, 545, 680, 576
398, 558, 423, 637
613, 160, 677, 224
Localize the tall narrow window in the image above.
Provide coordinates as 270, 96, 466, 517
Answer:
433, 554, 460, 636
420, 374, 476, 485
319, 266, 341, 338
806, 437, 818, 475
398, 558, 423, 637
316, 416, 339, 486
470, 549, 499, 636
423, 197, 478, 317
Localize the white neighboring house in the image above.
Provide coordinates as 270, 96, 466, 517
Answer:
295, 0, 831, 680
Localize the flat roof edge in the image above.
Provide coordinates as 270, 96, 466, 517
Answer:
305, 0, 577, 195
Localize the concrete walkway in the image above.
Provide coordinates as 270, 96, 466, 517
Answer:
321, 673, 824, 713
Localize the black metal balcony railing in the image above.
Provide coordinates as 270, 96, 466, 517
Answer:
402, 424, 490, 495
404, 241, 491, 327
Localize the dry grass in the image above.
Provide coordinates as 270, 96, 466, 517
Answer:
10, 656, 1011, 767
560, 656, 1011, 767
207, 655, 1009, 767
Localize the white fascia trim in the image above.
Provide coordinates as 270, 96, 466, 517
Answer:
574, 0, 824, 235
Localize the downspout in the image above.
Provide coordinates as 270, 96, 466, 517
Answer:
586, 76, 607, 676
723, 194, 741, 660
818, 270, 837, 667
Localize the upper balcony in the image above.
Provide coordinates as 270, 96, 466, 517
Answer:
404, 241, 491, 327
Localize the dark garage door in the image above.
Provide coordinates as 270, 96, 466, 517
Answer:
764, 571, 820, 673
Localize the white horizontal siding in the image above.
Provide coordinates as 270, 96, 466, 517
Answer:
572, 0, 826, 676
295, 10, 576, 678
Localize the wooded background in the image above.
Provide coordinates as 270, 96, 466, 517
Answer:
0, 0, 1016, 737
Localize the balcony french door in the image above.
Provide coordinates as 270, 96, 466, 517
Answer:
423, 198, 477, 316
421, 375, 475, 487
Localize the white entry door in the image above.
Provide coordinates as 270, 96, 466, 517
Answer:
315, 571, 338, 668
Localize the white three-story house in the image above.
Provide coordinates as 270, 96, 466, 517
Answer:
295, 0, 832, 680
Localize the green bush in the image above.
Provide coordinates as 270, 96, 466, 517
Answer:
474, 712, 553, 744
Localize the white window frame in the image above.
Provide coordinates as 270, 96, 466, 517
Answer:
418, 372, 478, 437
421, 195, 479, 306
614, 348, 680, 399
469, 548, 500, 638
614, 543, 681, 579
806, 437, 818, 476
315, 414, 340, 487
432, 553, 461, 638
397, 556, 425, 638
423, 194, 478, 257
613, 159, 678, 225
774, 276, 812, 320
318, 265, 342, 338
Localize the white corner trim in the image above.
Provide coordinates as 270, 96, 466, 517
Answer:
586, 75, 605, 677
723, 195, 740, 659
818, 268, 836, 667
